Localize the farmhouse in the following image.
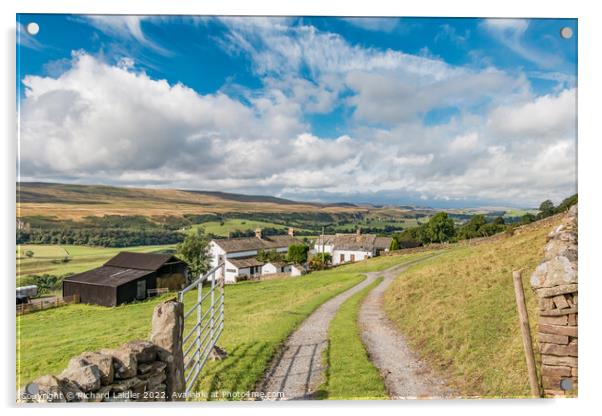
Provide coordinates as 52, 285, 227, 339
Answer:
62, 252, 188, 307
314, 230, 392, 265
209, 228, 300, 283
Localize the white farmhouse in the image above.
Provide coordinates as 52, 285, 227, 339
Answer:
209, 228, 300, 283
313, 230, 392, 265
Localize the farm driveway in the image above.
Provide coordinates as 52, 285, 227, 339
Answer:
359, 256, 453, 399
257, 271, 379, 400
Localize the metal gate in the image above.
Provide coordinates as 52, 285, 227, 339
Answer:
177, 262, 225, 395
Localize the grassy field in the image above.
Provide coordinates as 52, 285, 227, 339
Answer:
16, 244, 176, 281
383, 217, 561, 398
17, 252, 426, 393
187, 219, 311, 237
318, 277, 387, 400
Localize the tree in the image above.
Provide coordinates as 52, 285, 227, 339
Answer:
176, 228, 211, 281
539, 200, 556, 218
520, 213, 536, 225
309, 253, 332, 271
256, 249, 284, 263
555, 194, 577, 213
287, 244, 309, 264
389, 238, 399, 251
425, 212, 456, 243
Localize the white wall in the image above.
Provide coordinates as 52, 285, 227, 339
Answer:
332, 249, 372, 265
290, 265, 303, 276
313, 243, 333, 254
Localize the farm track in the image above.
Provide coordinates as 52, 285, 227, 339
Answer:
257, 256, 439, 400
257, 273, 379, 400
358, 255, 453, 399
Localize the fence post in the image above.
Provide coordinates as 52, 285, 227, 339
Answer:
512, 270, 541, 397
150, 299, 186, 400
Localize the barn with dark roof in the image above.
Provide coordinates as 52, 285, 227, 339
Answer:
62, 252, 188, 307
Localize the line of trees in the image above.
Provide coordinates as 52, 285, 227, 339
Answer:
390, 194, 577, 249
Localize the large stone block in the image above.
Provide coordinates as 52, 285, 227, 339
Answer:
539, 315, 568, 326
123, 340, 157, 363
59, 360, 102, 392
17, 375, 66, 403
540, 342, 577, 357
101, 347, 137, 379
538, 323, 577, 337
542, 354, 578, 367
150, 300, 185, 400
538, 333, 569, 345
77, 352, 114, 385
541, 365, 571, 377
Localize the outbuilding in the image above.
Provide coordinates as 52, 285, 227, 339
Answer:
62, 252, 188, 307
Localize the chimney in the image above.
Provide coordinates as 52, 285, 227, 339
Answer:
356, 227, 361, 235
255, 228, 263, 239
288, 227, 295, 237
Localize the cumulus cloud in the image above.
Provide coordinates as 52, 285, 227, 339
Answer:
19, 20, 577, 207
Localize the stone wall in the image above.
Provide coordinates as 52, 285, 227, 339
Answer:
17, 299, 185, 403
530, 205, 578, 397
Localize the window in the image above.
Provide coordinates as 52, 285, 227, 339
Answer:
340, 254, 345, 263
350, 254, 355, 262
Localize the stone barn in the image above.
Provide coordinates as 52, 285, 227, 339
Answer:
63, 252, 188, 307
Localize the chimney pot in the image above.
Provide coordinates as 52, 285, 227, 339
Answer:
288, 227, 295, 236
255, 228, 263, 239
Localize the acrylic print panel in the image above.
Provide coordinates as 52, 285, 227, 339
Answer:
16, 15, 578, 403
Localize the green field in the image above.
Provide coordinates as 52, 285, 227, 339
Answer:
318, 277, 387, 400
17, 252, 426, 394
383, 217, 560, 397
16, 244, 176, 282
186, 219, 311, 237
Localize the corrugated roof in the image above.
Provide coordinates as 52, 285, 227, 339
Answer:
63, 266, 152, 287
315, 234, 391, 251
213, 235, 299, 253
227, 256, 265, 269
104, 252, 177, 271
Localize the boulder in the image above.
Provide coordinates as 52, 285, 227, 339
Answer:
101, 348, 137, 379
17, 375, 66, 403
123, 340, 157, 363
59, 379, 86, 402
138, 361, 167, 376
60, 359, 102, 392
77, 352, 114, 385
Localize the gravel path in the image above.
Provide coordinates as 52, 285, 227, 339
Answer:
258, 273, 380, 400
358, 256, 453, 399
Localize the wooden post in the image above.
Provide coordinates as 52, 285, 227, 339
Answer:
512, 270, 542, 397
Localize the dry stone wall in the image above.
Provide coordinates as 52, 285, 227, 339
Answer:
530, 205, 578, 397
17, 299, 185, 403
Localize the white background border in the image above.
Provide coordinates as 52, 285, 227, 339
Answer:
2, 1, 599, 415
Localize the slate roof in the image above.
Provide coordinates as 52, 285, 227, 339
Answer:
213, 235, 299, 253
63, 266, 152, 287
63, 252, 183, 288
314, 234, 392, 252
227, 256, 265, 269
104, 252, 178, 271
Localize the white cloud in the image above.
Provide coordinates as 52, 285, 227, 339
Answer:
19, 20, 577, 207
83, 16, 170, 55
481, 18, 562, 69
340, 17, 400, 33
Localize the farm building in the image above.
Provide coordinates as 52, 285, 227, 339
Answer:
313, 230, 392, 265
208, 228, 301, 283
62, 252, 188, 307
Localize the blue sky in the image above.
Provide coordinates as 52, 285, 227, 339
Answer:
17, 15, 577, 207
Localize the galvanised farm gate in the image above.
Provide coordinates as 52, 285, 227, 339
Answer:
177, 262, 225, 395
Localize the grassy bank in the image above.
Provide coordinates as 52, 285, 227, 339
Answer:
383, 218, 561, 397
318, 277, 387, 400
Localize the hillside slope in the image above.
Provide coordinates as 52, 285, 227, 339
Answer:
383, 216, 562, 397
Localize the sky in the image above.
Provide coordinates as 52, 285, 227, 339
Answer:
16, 15, 577, 208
